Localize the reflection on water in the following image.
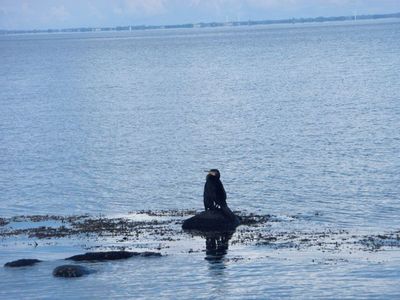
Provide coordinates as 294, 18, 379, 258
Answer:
204, 232, 233, 295
186, 230, 234, 274
202, 232, 234, 280
205, 232, 233, 263
203, 231, 234, 277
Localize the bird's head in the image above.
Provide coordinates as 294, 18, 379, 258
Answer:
205, 169, 220, 179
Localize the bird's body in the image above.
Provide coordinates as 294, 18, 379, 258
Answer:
182, 169, 240, 231
203, 172, 227, 210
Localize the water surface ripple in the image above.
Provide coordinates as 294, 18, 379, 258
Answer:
1, 20, 400, 299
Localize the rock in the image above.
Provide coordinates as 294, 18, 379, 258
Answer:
53, 265, 91, 278
4, 259, 42, 268
0, 218, 9, 226
66, 251, 134, 261
182, 210, 240, 232
66, 251, 161, 261
140, 251, 162, 257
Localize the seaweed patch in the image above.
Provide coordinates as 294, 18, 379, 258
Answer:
1, 211, 399, 257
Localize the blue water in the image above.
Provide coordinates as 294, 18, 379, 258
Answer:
1, 20, 400, 299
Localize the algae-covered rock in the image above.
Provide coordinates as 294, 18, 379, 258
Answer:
66, 251, 161, 261
182, 210, 240, 232
4, 259, 42, 268
53, 265, 91, 278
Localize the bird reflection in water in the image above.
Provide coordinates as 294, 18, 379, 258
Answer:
204, 232, 233, 267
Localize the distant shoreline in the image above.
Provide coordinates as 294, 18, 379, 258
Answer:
1, 12, 399, 35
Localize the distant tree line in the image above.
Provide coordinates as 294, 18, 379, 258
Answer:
1, 12, 399, 35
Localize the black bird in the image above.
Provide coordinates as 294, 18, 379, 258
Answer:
203, 169, 227, 211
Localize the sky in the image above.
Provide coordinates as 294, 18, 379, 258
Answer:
0, 0, 399, 30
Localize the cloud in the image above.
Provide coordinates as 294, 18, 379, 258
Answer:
191, 0, 348, 10
49, 5, 70, 21
187, 0, 399, 19
114, 0, 167, 16
88, 2, 105, 20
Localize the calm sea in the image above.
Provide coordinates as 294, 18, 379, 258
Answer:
1, 20, 400, 299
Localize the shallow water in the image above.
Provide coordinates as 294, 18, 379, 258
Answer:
1, 20, 400, 298
2, 255, 400, 300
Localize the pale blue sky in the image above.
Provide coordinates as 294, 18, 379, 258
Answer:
1, 0, 399, 30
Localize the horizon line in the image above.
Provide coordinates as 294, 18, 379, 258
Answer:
1, 11, 399, 34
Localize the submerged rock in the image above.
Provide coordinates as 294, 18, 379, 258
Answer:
66, 251, 133, 261
66, 251, 161, 261
140, 251, 162, 257
0, 218, 9, 226
182, 210, 240, 232
53, 265, 91, 278
4, 259, 42, 268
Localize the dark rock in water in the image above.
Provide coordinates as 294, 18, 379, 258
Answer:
0, 217, 9, 226
140, 251, 162, 257
53, 265, 91, 278
182, 210, 240, 232
66, 251, 161, 261
66, 251, 133, 261
4, 259, 42, 268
